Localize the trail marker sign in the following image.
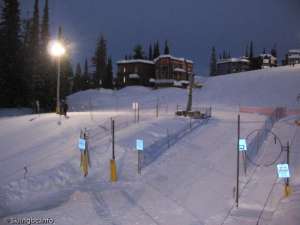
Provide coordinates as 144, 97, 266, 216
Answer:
277, 164, 290, 178
239, 139, 247, 151
132, 102, 139, 110
136, 139, 144, 151
78, 138, 86, 151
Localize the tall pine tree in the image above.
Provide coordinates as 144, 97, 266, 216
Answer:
73, 63, 82, 92
58, 26, 73, 99
29, 0, 44, 106
148, 44, 153, 60
153, 41, 160, 59
133, 44, 144, 59
93, 34, 107, 88
245, 44, 249, 58
82, 58, 90, 90
249, 41, 254, 59
209, 46, 217, 76
105, 57, 113, 89
0, 0, 24, 106
164, 40, 170, 55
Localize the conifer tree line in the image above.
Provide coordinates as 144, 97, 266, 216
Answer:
209, 41, 278, 76
0, 0, 73, 110
124, 40, 170, 60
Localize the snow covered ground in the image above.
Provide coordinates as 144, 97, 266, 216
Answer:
0, 65, 300, 225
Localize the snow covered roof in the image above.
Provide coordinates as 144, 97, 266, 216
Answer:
174, 68, 186, 73
117, 59, 154, 65
217, 58, 249, 64
288, 54, 300, 59
128, 74, 140, 79
288, 49, 300, 54
260, 54, 276, 59
152, 79, 175, 84
153, 54, 194, 64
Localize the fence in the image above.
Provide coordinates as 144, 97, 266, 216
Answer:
245, 107, 287, 168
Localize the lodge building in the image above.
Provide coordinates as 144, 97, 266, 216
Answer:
216, 58, 250, 75
116, 54, 193, 87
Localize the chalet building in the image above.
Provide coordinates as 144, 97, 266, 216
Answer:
116, 59, 155, 86
259, 54, 277, 68
116, 54, 193, 87
286, 49, 300, 65
152, 55, 193, 87
216, 58, 250, 75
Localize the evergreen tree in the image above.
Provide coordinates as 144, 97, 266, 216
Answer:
164, 40, 170, 55
133, 44, 144, 59
0, 0, 24, 106
58, 27, 73, 99
262, 48, 266, 54
82, 58, 90, 90
40, 0, 55, 110
153, 41, 160, 59
222, 50, 226, 59
148, 44, 153, 60
40, 0, 49, 52
209, 46, 217, 76
29, 0, 44, 106
271, 44, 277, 57
105, 57, 113, 89
73, 63, 82, 92
249, 41, 254, 59
93, 34, 107, 88
245, 44, 249, 58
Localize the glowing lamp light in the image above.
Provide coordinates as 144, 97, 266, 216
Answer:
49, 40, 66, 57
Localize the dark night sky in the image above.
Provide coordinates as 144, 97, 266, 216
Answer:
21, 0, 300, 75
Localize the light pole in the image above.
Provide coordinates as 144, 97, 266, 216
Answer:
48, 40, 66, 113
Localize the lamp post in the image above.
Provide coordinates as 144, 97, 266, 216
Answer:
49, 40, 66, 113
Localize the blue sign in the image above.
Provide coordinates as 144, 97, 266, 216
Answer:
277, 164, 290, 178
239, 139, 247, 151
78, 138, 86, 151
136, 139, 144, 151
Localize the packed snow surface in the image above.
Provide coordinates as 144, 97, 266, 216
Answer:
0, 65, 300, 225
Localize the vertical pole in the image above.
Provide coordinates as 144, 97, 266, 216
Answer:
138, 151, 141, 175
236, 114, 240, 207
112, 119, 115, 160
56, 57, 61, 114
190, 117, 192, 130
137, 104, 140, 123
134, 103, 136, 123
156, 98, 159, 118
110, 119, 117, 182
167, 129, 170, 148
286, 141, 290, 186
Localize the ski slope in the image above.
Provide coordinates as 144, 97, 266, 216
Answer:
0, 65, 300, 225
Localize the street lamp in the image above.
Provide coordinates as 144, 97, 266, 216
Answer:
48, 40, 66, 113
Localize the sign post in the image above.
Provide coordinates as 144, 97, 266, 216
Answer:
110, 119, 117, 182
236, 114, 240, 208
133, 102, 139, 123
136, 139, 144, 175
239, 138, 247, 175
79, 129, 89, 177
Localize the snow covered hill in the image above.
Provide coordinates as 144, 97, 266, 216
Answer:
195, 65, 300, 108
0, 66, 300, 225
